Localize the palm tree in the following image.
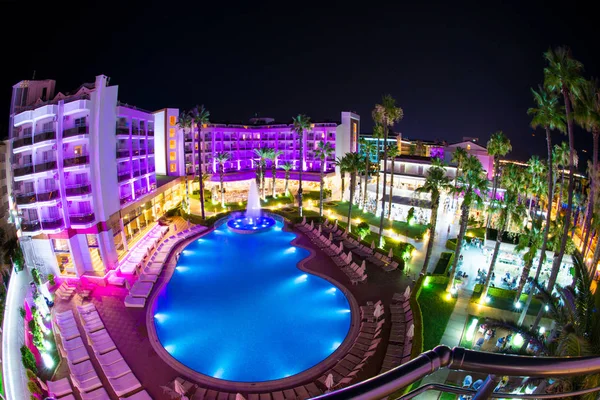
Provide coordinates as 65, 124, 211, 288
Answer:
335, 156, 350, 201
526, 155, 546, 220
177, 111, 193, 213
387, 144, 400, 219
486, 131, 512, 227
292, 115, 311, 217
481, 187, 526, 302
359, 139, 377, 211
214, 152, 230, 208
446, 155, 488, 292
574, 80, 600, 258
281, 161, 293, 196
268, 149, 283, 198
372, 124, 384, 215
190, 105, 210, 219
451, 147, 469, 208
513, 218, 544, 303
416, 158, 451, 275
253, 147, 272, 200
553, 142, 572, 215
344, 152, 364, 233
543, 46, 585, 295
315, 141, 334, 217
372, 95, 404, 246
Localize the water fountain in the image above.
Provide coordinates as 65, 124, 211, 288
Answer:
227, 180, 276, 234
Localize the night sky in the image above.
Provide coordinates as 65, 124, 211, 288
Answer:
1, 0, 598, 167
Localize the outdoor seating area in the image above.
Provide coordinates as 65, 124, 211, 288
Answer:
118, 224, 171, 275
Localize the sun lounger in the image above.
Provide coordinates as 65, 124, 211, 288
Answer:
143, 264, 163, 275
62, 336, 85, 351
120, 390, 153, 399
89, 337, 117, 354
58, 324, 81, 341
71, 373, 103, 393
96, 349, 124, 366
139, 273, 158, 283
293, 386, 310, 399
47, 377, 73, 397
82, 318, 104, 333
130, 281, 154, 298
81, 387, 112, 400
69, 359, 95, 376
124, 295, 146, 308
65, 345, 90, 364
108, 372, 142, 397
101, 359, 132, 379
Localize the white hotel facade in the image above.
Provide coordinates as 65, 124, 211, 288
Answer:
6, 75, 359, 279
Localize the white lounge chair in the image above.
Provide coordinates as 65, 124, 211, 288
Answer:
101, 359, 132, 379
47, 377, 73, 397
70, 373, 103, 393
108, 372, 142, 397
69, 359, 95, 376
62, 336, 85, 351
81, 387, 111, 400
65, 345, 90, 364
96, 349, 124, 366
139, 273, 158, 283
120, 389, 153, 399
124, 295, 146, 308
130, 281, 153, 298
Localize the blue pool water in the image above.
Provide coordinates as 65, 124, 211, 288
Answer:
153, 219, 351, 382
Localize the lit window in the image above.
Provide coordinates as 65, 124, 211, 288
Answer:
169, 140, 176, 149
170, 152, 176, 161
352, 122, 357, 134
169, 128, 175, 137
169, 116, 176, 126
195, 143, 198, 150
467, 144, 471, 151
170, 163, 176, 172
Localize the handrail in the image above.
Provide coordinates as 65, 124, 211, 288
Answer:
315, 346, 600, 400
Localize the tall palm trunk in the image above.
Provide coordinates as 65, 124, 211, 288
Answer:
556, 171, 564, 215
591, 235, 600, 280
481, 219, 506, 301
446, 198, 470, 292
421, 190, 439, 275
528, 177, 535, 219
515, 257, 534, 303
582, 129, 598, 258
377, 128, 389, 246
262, 163, 266, 200
340, 172, 346, 202
272, 164, 277, 198
284, 171, 290, 196
387, 165, 395, 220
220, 164, 225, 208
452, 162, 461, 208
197, 126, 206, 219
486, 157, 500, 228
347, 171, 357, 232
298, 132, 304, 217
374, 136, 381, 214
319, 163, 325, 217
362, 158, 370, 211
546, 88, 576, 295
518, 129, 553, 325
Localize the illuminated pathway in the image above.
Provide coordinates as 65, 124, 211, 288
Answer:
1, 269, 31, 400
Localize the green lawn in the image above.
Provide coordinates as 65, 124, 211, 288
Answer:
418, 284, 457, 351
459, 315, 480, 348
471, 287, 543, 316
466, 226, 486, 239
328, 202, 429, 239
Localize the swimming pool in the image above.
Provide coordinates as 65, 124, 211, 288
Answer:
152, 218, 352, 382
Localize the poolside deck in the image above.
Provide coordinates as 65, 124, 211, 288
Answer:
50, 218, 413, 399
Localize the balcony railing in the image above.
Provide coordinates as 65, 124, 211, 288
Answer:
65, 183, 91, 196
135, 188, 148, 198
13, 136, 33, 149
132, 129, 141, 136
118, 172, 130, 182
63, 125, 88, 138
34, 160, 57, 173
15, 192, 36, 205
120, 195, 133, 205
34, 130, 56, 143
116, 127, 129, 135
148, 129, 154, 137
184, 134, 193, 142
42, 218, 63, 230
21, 220, 41, 232
70, 213, 95, 225
318, 345, 600, 400
132, 149, 146, 156
132, 169, 141, 178
14, 164, 34, 177
63, 155, 89, 167
36, 189, 60, 202
116, 150, 130, 159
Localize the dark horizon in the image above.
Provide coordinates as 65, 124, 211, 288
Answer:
1, 0, 598, 168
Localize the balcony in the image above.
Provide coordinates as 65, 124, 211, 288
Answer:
118, 172, 131, 182
42, 218, 63, 230
135, 188, 148, 198
13, 136, 33, 149
148, 129, 154, 137
21, 220, 41, 232
116, 150, 130, 159
120, 195, 133, 205
184, 134, 193, 142
15, 192, 36, 205
63, 125, 88, 138
34, 129, 56, 144
116, 126, 129, 135
132, 149, 146, 156
65, 183, 91, 196
70, 213, 95, 225
132, 129, 141, 136
34, 160, 57, 173
14, 164, 34, 177
63, 155, 89, 168
36, 189, 60, 202
132, 169, 141, 178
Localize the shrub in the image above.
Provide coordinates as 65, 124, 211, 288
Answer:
165, 206, 181, 217
27, 380, 42, 395
397, 242, 416, 261
31, 268, 41, 286
21, 345, 37, 373
433, 252, 454, 275
26, 368, 37, 381
356, 222, 370, 240
445, 238, 457, 251
20, 306, 26, 319
407, 207, 416, 225
47, 273, 55, 286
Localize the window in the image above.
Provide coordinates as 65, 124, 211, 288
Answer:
169, 128, 176, 138
169, 140, 176, 149
74, 145, 83, 156
195, 143, 198, 150
169, 116, 176, 126
75, 117, 86, 127
42, 121, 53, 131
1, 170, 5, 179
170, 151, 176, 161
170, 163, 177, 172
